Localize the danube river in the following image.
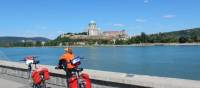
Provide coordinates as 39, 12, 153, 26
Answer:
0, 46, 200, 80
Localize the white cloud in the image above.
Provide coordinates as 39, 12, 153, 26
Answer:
113, 23, 126, 27
135, 19, 147, 23
144, 0, 150, 3
163, 15, 176, 19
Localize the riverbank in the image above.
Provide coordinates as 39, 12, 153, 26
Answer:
1, 43, 200, 48
40, 43, 200, 48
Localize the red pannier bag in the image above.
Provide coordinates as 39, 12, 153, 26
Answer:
32, 70, 42, 84
69, 76, 78, 88
69, 73, 91, 88
81, 73, 91, 88
36, 67, 50, 80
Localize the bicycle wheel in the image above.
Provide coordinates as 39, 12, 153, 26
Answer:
78, 78, 86, 88
32, 84, 40, 88
40, 80, 46, 88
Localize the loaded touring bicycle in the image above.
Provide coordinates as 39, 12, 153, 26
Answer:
21, 56, 50, 88
56, 56, 91, 88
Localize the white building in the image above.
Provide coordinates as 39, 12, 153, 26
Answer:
87, 21, 101, 36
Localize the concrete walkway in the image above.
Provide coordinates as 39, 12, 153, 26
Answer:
0, 73, 65, 88
0, 78, 26, 88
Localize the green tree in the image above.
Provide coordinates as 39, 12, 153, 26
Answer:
191, 35, 198, 42
140, 32, 149, 43
179, 36, 188, 43
115, 39, 127, 45
35, 41, 42, 46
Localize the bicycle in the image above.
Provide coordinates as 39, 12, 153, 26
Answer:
21, 56, 50, 88
55, 56, 91, 88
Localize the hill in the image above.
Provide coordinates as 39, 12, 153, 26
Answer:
154, 28, 200, 43
162, 28, 200, 38
128, 28, 200, 44
0, 36, 50, 47
46, 28, 200, 45
0, 36, 50, 43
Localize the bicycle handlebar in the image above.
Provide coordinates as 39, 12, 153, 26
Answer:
19, 56, 38, 60
19, 56, 40, 65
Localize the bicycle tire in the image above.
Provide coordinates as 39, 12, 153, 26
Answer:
78, 78, 86, 88
41, 80, 46, 88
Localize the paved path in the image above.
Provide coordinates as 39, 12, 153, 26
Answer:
0, 74, 65, 88
0, 78, 26, 88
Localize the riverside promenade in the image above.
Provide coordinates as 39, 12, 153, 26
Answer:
0, 73, 66, 88
0, 77, 26, 88
0, 60, 200, 88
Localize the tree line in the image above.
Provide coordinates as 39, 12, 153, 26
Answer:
45, 33, 200, 46
1, 28, 200, 47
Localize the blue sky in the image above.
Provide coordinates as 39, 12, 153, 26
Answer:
0, 0, 200, 39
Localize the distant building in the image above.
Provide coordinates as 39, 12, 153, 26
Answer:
61, 21, 129, 40
87, 21, 101, 36
103, 30, 127, 38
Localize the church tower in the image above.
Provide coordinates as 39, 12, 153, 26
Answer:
88, 20, 100, 36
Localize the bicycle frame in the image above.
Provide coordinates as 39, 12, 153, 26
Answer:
56, 56, 88, 88
69, 66, 85, 88
22, 56, 47, 88
74, 69, 84, 88
33, 74, 46, 88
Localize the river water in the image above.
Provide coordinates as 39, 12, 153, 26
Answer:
0, 46, 200, 80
